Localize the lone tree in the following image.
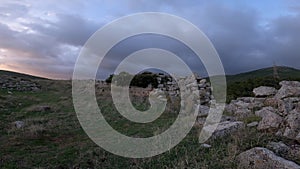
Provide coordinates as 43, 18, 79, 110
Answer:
105, 71, 158, 88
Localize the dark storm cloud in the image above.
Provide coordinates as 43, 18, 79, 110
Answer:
26, 14, 101, 46
0, 0, 300, 79
266, 13, 300, 69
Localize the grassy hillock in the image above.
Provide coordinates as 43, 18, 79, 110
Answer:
0, 70, 47, 80
226, 66, 300, 84
226, 66, 300, 102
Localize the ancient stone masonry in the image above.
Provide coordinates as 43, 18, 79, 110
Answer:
156, 73, 212, 104
0, 76, 41, 91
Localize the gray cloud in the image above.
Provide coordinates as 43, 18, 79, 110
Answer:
0, 0, 300, 79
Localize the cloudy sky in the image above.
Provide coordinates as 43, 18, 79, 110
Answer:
0, 0, 300, 79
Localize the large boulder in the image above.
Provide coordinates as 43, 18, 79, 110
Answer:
278, 97, 300, 115
283, 109, 300, 141
253, 86, 277, 97
275, 81, 300, 99
255, 107, 283, 131
280, 81, 300, 87
201, 121, 244, 140
237, 147, 300, 169
267, 141, 290, 156
264, 97, 280, 107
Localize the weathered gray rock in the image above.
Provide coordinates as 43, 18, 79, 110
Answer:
237, 147, 300, 169
226, 97, 265, 118
247, 121, 259, 127
283, 109, 300, 140
278, 97, 300, 115
267, 141, 290, 156
280, 81, 300, 87
201, 144, 212, 148
225, 100, 252, 118
296, 133, 300, 143
264, 97, 279, 107
14, 121, 25, 129
198, 105, 210, 117
255, 107, 283, 131
202, 121, 244, 140
276, 82, 300, 99
253, 86, 277, 97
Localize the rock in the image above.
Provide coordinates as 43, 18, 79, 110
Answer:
264, 97, 279, 107
247, 121, 259, 127
296, 133, 300, 143
202, 121, 244, 140
255, 107, 283, 131
27, 105, 52, 112
289, 144, 300, 162
199, 79, 207, 84
280, 81, 300, 87
237, 147, 300, 169
253, 86, 277, 97
225, 100, 252, 118
278, 97, 300, 115
283, 109, 300, 140
226, 97, 265, 118
267, 142, 290, 156
201, 144, 212, 148
276, 82, 300, 99
198, 105, 210, 117
14, 121, 25, 129
221, 116, 237, 122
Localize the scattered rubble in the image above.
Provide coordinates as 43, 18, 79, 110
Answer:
0, 76, 41, 91
237, 147, 300, 169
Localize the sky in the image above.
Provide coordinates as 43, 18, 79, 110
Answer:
0, 0, 300, 79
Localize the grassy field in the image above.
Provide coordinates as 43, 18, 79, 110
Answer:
0, 76, 286, 169
2, 67, 300, 168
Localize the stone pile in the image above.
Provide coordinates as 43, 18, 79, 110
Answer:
225, 81, 300, 168
156, 75, 212, 106
0, 77, 40, 91
226, 81, 300, 143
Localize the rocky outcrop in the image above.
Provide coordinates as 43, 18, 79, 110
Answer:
255, 107, 283, 131
202, 121, 244, 140
225, 97, 265, 118
275, 81, 300, 99
253, 86, 277, 97
226, 80, 300, 143
0, 76, 41, 91
283, 109, 300, 139
237, 147, 300, 169
267, 141, 290, 156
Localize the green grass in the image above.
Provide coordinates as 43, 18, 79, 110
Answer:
1, 69, 299, 168
0, 79, 283, 169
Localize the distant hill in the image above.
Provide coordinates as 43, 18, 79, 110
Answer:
226, 66, 300, 84
224, 66, 300, 102
0, 70, 48, 80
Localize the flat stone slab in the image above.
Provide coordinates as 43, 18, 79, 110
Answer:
237, 147, 300, 169
202, 121, 244, 140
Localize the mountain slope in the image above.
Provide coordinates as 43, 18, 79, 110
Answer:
0, 70, 47, 80
226, 66, 300, 84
